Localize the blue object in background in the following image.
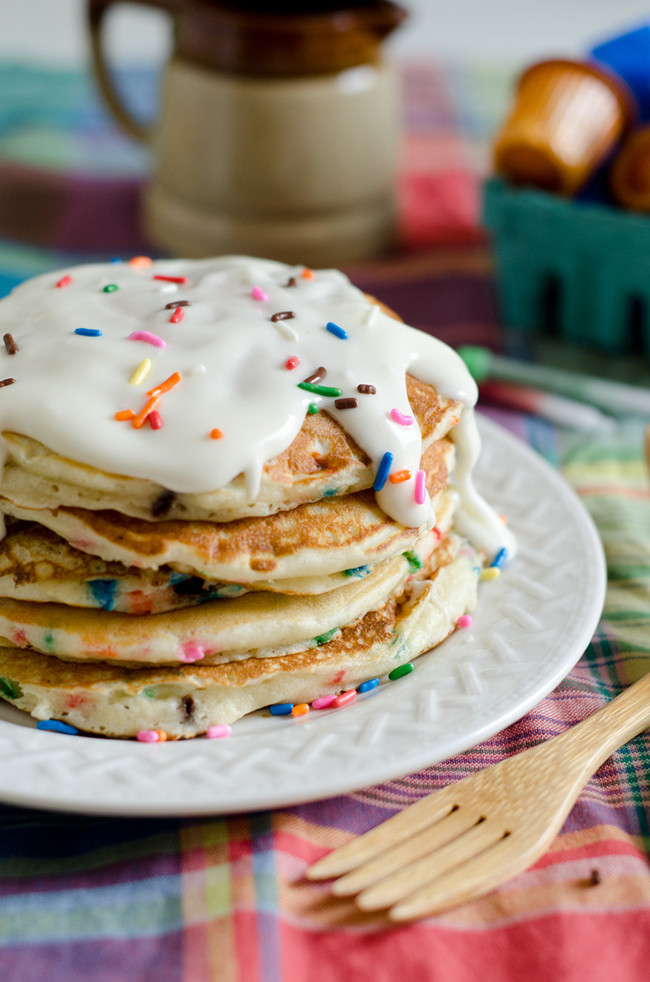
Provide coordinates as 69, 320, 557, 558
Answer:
591, 24, 650, 121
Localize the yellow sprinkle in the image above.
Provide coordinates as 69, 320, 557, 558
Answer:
130, 358, 152, 385
481, 567, 501, 581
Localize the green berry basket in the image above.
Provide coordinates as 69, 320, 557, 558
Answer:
482, 176, 650, 358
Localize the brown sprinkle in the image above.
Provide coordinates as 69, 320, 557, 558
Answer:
271, 311, 295, 322
357, 383, 376, 395
0, 378, 15, 387
3, 334, 18, 355
286, 277, 297, 288
590, 868, 601, 886
164, 300, 191, 310
334, 397, 358, 410
151, 488, 176, 517
302, 366, 327, 385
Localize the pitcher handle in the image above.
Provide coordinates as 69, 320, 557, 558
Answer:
87, 0, 180, 144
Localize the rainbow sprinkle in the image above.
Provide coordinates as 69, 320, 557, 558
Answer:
326, 321, 348, 339
130, 358, 152, 385
414, 469, 426, 505
153, 274, 187, 284
251, 286, 268, 301
373, 451, 393, 491
390, 408, 414, 426
56, 275, 72, 288
74, 328, 102, 337
206, 724, 232, 739
36, 719, 79, 735
127, 331, 166, 348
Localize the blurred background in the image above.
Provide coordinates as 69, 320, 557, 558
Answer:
3, 0, 650, 67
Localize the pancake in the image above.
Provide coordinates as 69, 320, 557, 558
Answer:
0, 529, 443, 666
0, 440, 455, 583
0, 255, 515, 739
0, 375, 460, 522
0, 536, 479, 738
0, 518, 247, 613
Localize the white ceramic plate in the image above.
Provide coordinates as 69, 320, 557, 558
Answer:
0, 417, 606, 816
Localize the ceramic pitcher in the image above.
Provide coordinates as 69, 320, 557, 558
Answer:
88, 0, 407, 266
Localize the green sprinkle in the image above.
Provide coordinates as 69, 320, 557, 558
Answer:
298, 382, 342, 397
143, 687, 158, 699
403, 550, 422, 573
43, 632, 55, 651
307, 402, 319, 414
388, 662, 414, 681
0, 677, 22, 700
314, 627, 338, 646
103, 284, 118, 293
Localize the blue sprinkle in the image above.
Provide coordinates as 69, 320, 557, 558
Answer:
169, 570, 188, 585
269, 703, 294, 716
37, 719, 79, 735
373, 451, 393, 491
325, 321, 348, 340
343, 565, 370, 579
323, 488, 337, 497
358, 678, 380, 694
88, 578, 118, 611
110, 257, 122, 263
490, 547, 508, 569
74, 328, 102, 337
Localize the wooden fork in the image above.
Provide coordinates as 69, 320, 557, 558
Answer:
306, 673, 650, 921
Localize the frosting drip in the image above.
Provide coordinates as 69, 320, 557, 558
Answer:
0, 256, 514, 556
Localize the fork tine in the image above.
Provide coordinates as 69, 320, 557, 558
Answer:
332, 805, 483, 897
306, 783, 463, 880
388, 830, 549, 921
355, 818, 506, 911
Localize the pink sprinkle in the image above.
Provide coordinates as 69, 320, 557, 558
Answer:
137, 730, 160, 743
153, 274, 188, 284
127, 331, 166, 348
148, 410, 163, 430
332, 689, 357, 709
206, 724, 232, 739
390, 408, 414, 426
311, 693, 336, 710
169, 307, 185, 324
56, 275, 72, 289
414, 469, 427, 505
181, 641, 205, 663
285, 356, 299, 370
251, 286, 268, 302
457, 614, 473, 628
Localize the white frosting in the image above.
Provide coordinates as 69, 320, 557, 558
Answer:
0, 255, 514, 557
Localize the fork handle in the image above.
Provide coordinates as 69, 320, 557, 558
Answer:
539, 672, 650, 780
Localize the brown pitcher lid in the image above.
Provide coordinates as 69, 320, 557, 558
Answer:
173, 1, 408, 76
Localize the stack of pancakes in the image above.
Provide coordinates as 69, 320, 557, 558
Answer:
0, 256, 510, 739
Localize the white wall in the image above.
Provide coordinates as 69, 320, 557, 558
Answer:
4, 0, 650, 70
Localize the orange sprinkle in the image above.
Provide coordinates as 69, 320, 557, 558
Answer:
147, 371, 182, 398
292, 703, 310, 717
300, 268, 315, 279
129, 255, 152, 268
389, 469, 411, 484
154, 730, 168, 742
132, 395, 160, 429
210, 428, 223, 440
115, 409, 135, 421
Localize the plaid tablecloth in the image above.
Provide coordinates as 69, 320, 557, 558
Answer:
0, 59, 649, 982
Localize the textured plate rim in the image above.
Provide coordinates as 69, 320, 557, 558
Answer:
0, 416, 606, 816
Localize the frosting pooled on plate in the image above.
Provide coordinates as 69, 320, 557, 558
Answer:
0, 255, 513, 556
